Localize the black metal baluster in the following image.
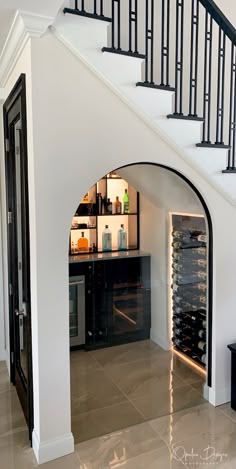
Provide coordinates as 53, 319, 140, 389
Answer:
174, 0, 184, 115
145, 0, 149, 83
64, 0, 111, 21
161, 0, 171, 87
111, 0, 121, 51
150, 0, 154, 83
232, 65, 236, 169
117, 0, 121, 51
224, 45, 236, 171
189, 0, 199, 117
201, 12, 213, 144
102, 0, 143, 57
135, 0, 138, 54
100, 0, 104, 17
144, 0, 154, 84
215, 28, 226, 145
94, 0, 97, 16
129, 0, 132, 52
111, 0, 115, 49
129, 0, 138, 54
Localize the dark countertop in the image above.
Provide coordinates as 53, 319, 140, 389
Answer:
69, 250, 151, 263
228, 343, 236, 352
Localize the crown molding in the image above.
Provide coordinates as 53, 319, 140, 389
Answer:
0, 10, 54, 87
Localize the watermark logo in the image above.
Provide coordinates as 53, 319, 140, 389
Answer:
172, 445, 228, 465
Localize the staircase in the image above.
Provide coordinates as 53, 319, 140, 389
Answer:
53, 0, 236, 205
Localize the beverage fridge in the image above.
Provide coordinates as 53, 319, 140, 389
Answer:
69, 275, 86, 347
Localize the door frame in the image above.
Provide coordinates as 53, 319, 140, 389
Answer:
3, 74, 34, 439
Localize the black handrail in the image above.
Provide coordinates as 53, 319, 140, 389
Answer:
199, 0, 236, 46
64, 1, 236, 172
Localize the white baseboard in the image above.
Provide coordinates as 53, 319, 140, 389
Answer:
150, 329, 171, 351
32, 430, 74, 465
203, 383, 209, 401
208, 386, 231, 407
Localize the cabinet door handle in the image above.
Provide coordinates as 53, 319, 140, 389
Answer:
15, 309, 26, 317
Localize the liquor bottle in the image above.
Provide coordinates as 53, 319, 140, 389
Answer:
77, 232, 89, 252
123, 189, 129, 214
115, 196, 122, 214
88, 200, 94, 216
96, 193, 102, 215
101, 196, 107, 215
118, 224, 127, 250
102, 225, 112, 251
106, 198, 112, 214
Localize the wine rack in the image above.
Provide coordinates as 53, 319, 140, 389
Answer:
171, 214, 207, 369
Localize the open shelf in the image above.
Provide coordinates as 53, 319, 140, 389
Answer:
69, 172, 139, 255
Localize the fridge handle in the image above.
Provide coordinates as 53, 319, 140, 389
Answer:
69, 280, 85, 286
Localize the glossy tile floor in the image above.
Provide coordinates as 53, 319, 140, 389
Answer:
1, 342, 236, 468
70, 340, 206, 444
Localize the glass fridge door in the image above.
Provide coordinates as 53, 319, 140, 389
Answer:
69, 275, 85, 346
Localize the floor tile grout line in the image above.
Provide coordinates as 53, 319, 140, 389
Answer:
71, 398, 136, 420
217, 407, 236, 424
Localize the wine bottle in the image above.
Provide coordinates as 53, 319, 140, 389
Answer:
198, 329, 206, 340
97, 193, 102, 215
172, 326, 182, 336
172, 282, 207, 293
198, 340, 206, 352
123, 189, 129, 214
173, 247, 206, 260
173, 315, 182, 325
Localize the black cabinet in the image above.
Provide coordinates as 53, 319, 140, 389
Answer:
69, 255, 151, 350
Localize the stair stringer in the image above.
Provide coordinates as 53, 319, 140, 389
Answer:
53, 11, 236, 208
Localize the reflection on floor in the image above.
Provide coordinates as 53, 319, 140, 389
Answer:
1, 354, 236, 468
71, 340, 206, 443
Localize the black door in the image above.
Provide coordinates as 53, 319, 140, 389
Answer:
4, 74, 33, 439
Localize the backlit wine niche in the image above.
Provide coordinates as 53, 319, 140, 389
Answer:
171, 214, 207, 369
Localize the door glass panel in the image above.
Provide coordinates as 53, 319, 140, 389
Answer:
69, 276, 85, 346
69, 286, 79, 338
15, 121, 27, 382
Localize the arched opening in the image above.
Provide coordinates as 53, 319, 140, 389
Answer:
68, 163, 212, 445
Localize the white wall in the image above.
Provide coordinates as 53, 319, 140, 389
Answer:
119, 165, 205, 351
215, 1, 236, 27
